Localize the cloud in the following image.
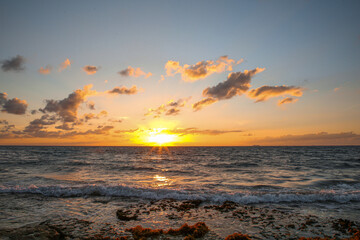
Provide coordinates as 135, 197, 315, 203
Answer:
203, 68, 265, 100
59, 58, 71, 72
248, 85, 303, 102
164, 128, 243, 136
118, 66, 152, 78
14, 125, 114, 139
39, 84, 96, 122
55, 123, 74, 131
0, 92, 28, 115
81, 110, 108, 122
23, 114, 58, 133
334, 87, 340, 92
145, 98, 190, 118
165, 56, 242, 82
87, 101, 95, 110
278, 97, 298, 105
192, 97, 218, 111
255, 132, 360, 146
82, 65, 99, 75
107, 86, 139, 95
1, 55, 26, 72
0, 119, 15, 134
38, 65, 52, 75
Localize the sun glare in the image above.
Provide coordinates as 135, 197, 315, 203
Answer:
147, 128, 177, 146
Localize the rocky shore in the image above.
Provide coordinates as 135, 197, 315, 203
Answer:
1, 199, 359, 240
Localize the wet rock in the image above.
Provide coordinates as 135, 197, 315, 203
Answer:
116, 209, 138, 221
176, 200, 203, 212
0, 223, 66, 240
332, 219, 357, 234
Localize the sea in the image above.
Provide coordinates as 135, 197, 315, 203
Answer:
0, 146, 360, 238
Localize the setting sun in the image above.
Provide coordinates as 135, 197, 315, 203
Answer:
146, 128, 178, 146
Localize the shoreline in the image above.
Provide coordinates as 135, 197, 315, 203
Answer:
1, 198, 359, 240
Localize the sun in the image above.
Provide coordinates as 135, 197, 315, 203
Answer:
146, 128, 177, 146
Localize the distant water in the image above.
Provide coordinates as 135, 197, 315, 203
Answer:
1, 146, 360, 227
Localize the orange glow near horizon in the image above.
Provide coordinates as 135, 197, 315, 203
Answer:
146, 128, 178, 146
129, 119, 191, 146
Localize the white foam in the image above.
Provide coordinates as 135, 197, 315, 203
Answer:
1, 184, 360, 204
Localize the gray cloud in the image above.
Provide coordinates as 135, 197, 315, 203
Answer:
0, 119, 15, 134
23, 114, 58, 133
39, 84, 96, 122
203, 68, 265, 100
248, 85, 303, 102
191, 68, 265, 111
1, 55, 26, 72
0, 92, 28, 115
107, 86, 139, 95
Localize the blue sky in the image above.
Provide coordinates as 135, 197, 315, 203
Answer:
1, 0, 360, 145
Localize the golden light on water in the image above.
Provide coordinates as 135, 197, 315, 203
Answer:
153, 175, 172, 187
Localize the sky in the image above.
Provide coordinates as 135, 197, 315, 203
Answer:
0, 0, 360, 146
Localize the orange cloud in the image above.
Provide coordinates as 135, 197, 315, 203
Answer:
248, 85, 303, 102
165, 56, 242, 82
192, 97, 218, 111
59, 58, 71, 72
278, 97, 298, 105
38, 65, 52, 75
82, 65, 99, 75
119, 66, 152, 78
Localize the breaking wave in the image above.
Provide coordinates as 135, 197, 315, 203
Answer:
1, 184, 360, 204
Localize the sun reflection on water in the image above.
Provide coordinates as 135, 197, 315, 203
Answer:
153, 175, 172, 187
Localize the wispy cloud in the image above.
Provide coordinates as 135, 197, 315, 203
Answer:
165, 56, 242, 82
107, 86, 139, 95
38, 65, 52, 75
1, 55, 26, 72
59, 58, 71, 72
145, 97, 190, 118
118, 66, 152, 78
278, 97, 298, 105
248, 85, 303, 102
82, 65, 99, 75
255, 132, 360, 146
164, 127, 243, 136
192, 97, 218, 111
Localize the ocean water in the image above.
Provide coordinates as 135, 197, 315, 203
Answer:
1, 146, 360, 233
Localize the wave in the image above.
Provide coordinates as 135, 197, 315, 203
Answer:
1, 184, 360, 204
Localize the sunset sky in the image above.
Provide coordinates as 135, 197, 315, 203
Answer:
1, 0, 360, 146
